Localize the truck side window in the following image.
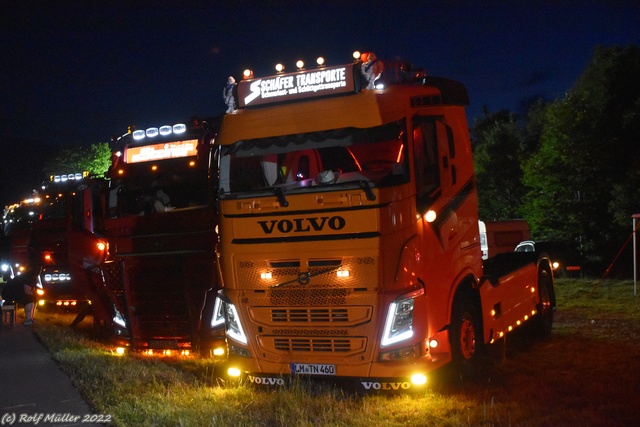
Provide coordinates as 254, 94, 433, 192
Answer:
413, 118, 440, 210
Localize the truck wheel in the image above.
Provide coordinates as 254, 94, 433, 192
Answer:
533, 268, 554, 337
450, 298, 482, 367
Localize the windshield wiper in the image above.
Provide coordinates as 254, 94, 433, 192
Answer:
359, 180, 376, 201
275, 186, 289, 207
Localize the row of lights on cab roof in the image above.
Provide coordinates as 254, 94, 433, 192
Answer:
50, 172, 87, 183
242, 51, 367, 79
132, 123, 187, 140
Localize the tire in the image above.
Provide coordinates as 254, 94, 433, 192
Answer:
532, 268, 554, 337
450, 297, 482, 368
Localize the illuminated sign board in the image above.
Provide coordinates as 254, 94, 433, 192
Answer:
237, 63, 358, 108
125, 139, 198, 163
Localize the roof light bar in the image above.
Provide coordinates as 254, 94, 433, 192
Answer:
132, 123, 187, 141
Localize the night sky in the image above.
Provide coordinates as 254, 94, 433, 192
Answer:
1, 1, 638, 207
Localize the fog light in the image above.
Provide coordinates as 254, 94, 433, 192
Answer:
228, 367, 242, 378
115, 347, 126, 355
379, 344, 419, 361
213, 347, 226, 357
411, 373, 427, 385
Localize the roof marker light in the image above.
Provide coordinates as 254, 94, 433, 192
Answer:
172, 123, 186, 134
296, 60, 305, 70
275, 63, 285, 73
159, 125, 172, 135
316, 57, 325, 67
353, 51, 361, 61
133, 130, 146, 140
243, 69, 254, 79
146, 127, 159, 137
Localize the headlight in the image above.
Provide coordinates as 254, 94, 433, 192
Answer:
225, 302, 248, 345
381, 297, 415, 347
113, 307, 127, 328
210, 297, 225, 328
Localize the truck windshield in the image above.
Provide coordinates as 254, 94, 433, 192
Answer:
219, 120, 409, 198
108, 161, 209, 217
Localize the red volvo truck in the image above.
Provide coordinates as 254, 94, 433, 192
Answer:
101, 118, 225, 356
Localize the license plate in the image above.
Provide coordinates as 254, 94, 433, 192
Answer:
290, 363, 336, 376
148, 340, 178, 349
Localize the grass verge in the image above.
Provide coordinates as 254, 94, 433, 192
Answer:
32, 279, 640, 426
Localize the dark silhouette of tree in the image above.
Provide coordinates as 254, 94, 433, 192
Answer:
521, 44, 640, 263
471, 108, 527, 220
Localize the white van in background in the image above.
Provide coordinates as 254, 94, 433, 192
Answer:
478, 220, 488, 260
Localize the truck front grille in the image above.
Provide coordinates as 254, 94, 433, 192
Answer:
272, 308, 348, 323
274, 338, 352, 352
260, 336, 367, 354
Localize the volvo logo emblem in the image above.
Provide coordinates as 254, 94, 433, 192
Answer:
297, 272, 310, 285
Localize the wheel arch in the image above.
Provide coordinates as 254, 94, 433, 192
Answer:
449, 273, 483, 340
536, 253, 557, 310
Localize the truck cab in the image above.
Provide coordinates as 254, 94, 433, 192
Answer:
101, 118, 224, 356
215, 52, 555, 390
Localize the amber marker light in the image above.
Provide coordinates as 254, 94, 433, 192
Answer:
243, 69, 254, 79
151, 165, 158, 171
336, 269, 350, 278
97, 241, 107, 251
423, 210, 437, 223
260, 272, 272, 280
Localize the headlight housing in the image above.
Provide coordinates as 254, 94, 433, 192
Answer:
210, 297, 226, 328
225, 302, 248, 345
381, 297, 416, 347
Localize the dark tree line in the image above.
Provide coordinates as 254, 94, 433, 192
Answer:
472, 44, 640, 274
